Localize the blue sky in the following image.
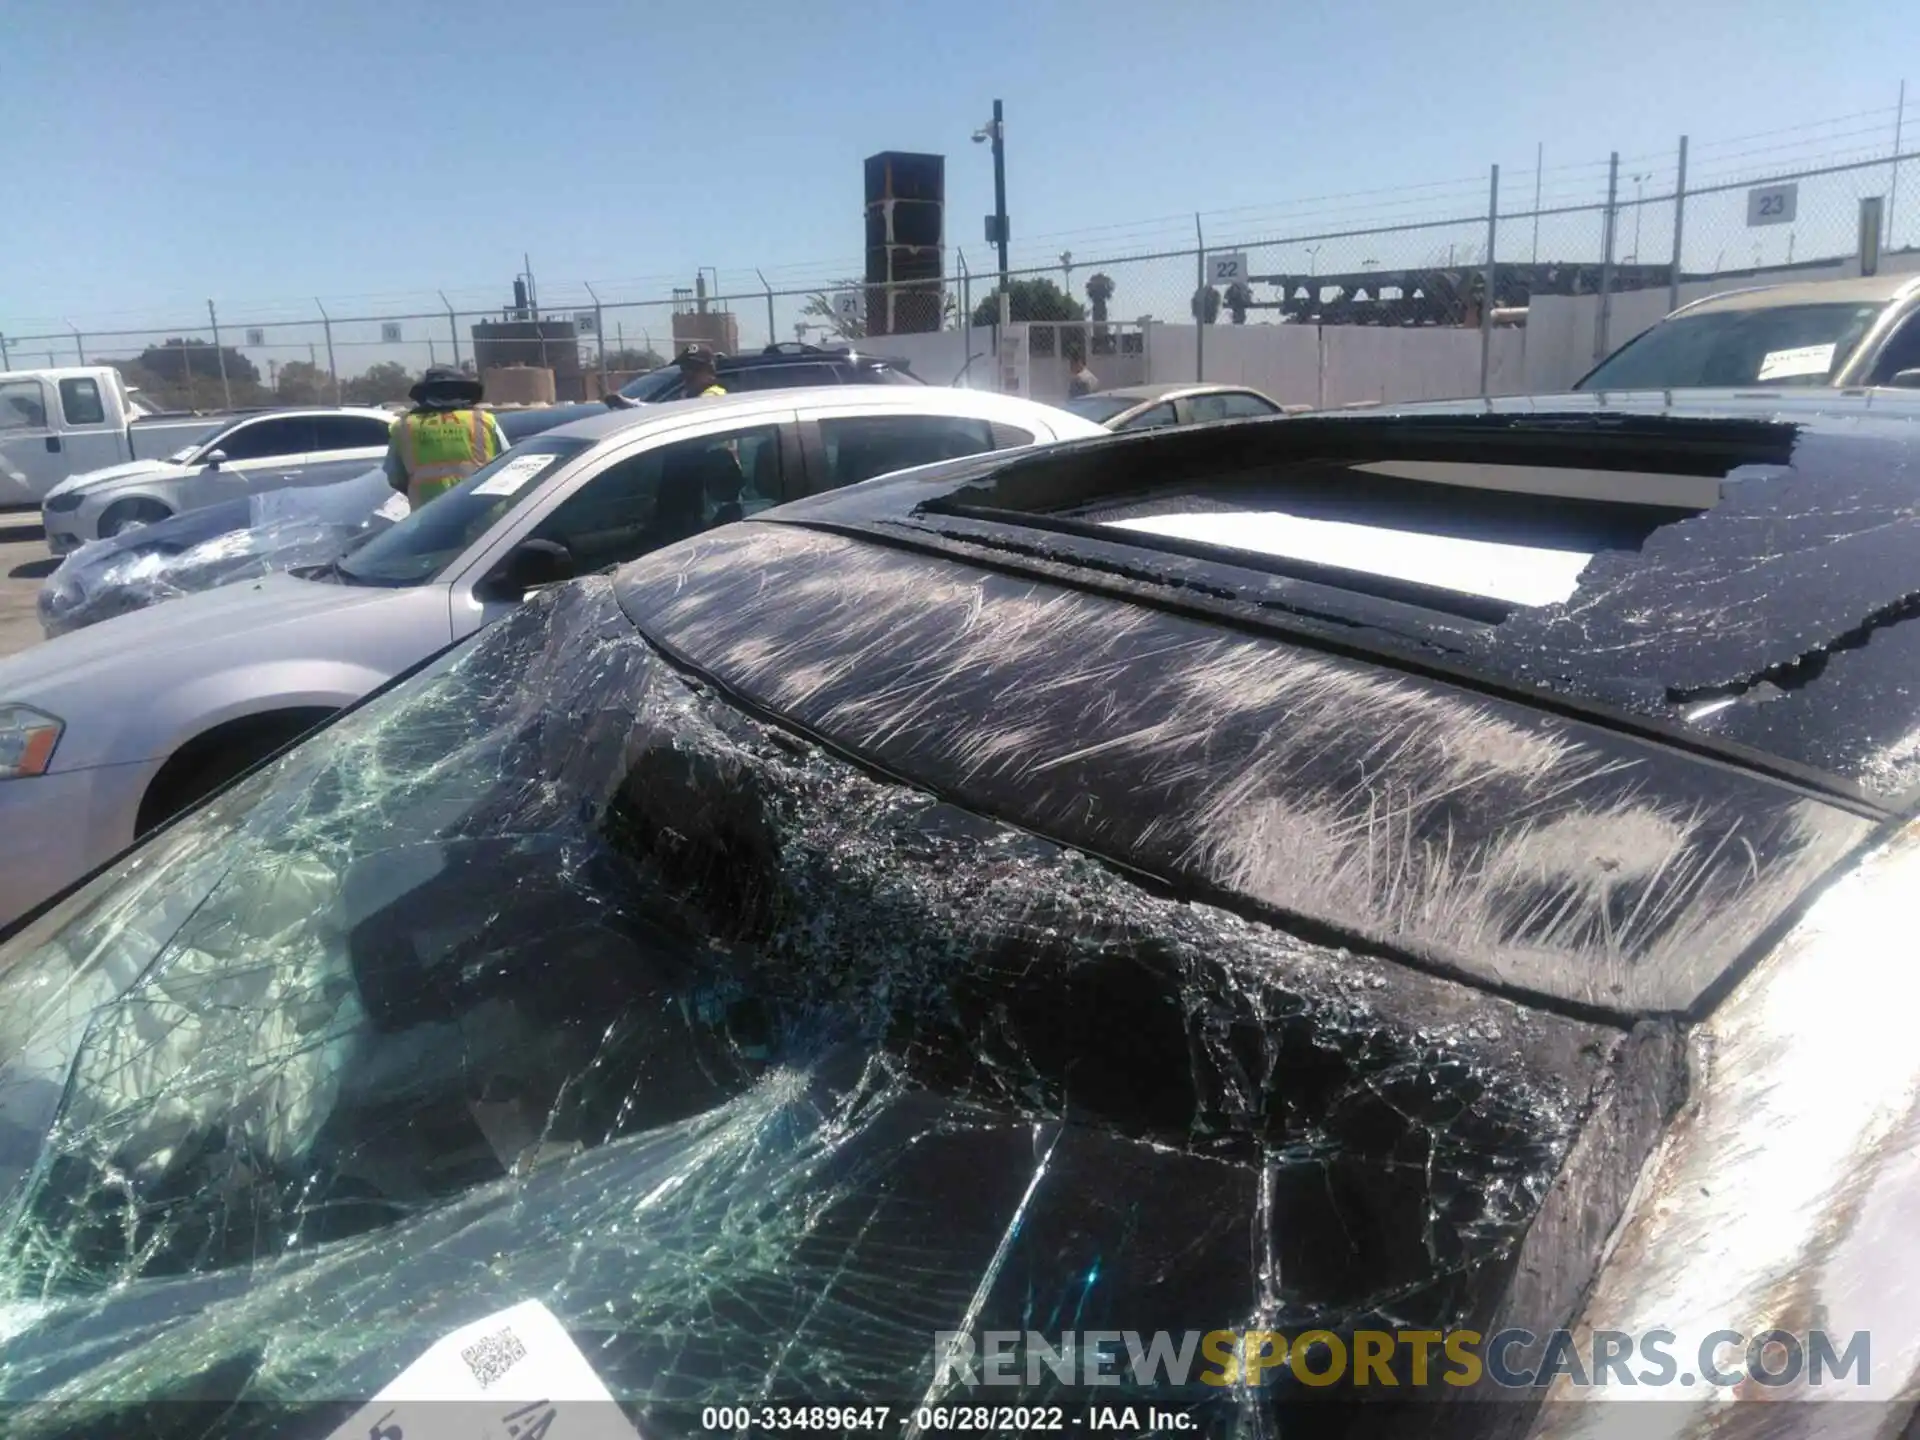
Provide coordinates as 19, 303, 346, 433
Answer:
1, 0, 1915, 357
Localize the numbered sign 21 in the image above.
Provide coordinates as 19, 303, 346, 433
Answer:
1209, 252, 1249, 285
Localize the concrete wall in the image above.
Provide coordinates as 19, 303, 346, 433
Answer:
875, 319, 1534, 410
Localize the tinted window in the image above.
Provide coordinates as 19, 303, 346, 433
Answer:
817, 415, 996, 487
1118, 401, 1179, 431
311, 415, 394, 450
0, 380, 47, 432
1578, 302, 1885, 389
213, 416, 316, 461
58, 377, 106, 426
1190, 391, 1280, 422
531, 426, 781, 572
337, 437, 594, 585
727, 363, 839, 391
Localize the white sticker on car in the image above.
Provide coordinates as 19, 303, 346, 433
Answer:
322, 1299, 641, 1440
473, 454, 559, 497
1756, 342, 1837, 382
374, 491, 411, 521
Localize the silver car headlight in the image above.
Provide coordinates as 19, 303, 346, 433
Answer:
0, 705, 65, 779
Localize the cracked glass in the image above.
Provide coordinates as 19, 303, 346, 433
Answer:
0, 577, 1635, 1436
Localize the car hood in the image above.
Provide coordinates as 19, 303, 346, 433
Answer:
0, 572, 429, 722
45, 458, 188, 500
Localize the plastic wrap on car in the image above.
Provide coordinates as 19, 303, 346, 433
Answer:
615, 525, 1871, 1017
36, 471, 400, 638
0, 578, 1661, 1438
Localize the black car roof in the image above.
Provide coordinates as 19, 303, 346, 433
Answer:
736, 398, 1920, 802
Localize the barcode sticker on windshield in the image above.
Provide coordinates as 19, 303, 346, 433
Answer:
473, 454, 559, 497
1757, 342, 1837, 382
323, 1299, 641, 1440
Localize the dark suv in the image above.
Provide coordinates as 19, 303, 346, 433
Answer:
613, 342, 921, 404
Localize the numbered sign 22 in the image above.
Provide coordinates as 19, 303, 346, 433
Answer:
1209, 252, 1248, 284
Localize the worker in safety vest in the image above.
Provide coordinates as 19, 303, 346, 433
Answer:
383, 365, 510, 508
678, 345, 728, 398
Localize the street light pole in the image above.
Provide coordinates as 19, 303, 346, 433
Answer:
977, 99, 1009, 288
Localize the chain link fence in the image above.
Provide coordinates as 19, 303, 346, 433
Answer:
4, 129, 1913, 412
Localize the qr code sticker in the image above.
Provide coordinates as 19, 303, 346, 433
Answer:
459, 1326, 529, 1389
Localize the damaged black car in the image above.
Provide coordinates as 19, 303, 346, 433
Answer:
0, 393, 1916, 1439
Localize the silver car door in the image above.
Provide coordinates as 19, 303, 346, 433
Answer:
445, 409, 799, 641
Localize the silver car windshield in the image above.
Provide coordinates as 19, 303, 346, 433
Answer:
333, 435, 594, 586
1579, 301, 1886, 389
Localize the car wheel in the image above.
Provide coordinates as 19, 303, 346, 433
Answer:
98, 498, 174, 538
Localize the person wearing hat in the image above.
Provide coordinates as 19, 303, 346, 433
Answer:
383, 365, 510, 508
677, 345, 728, 398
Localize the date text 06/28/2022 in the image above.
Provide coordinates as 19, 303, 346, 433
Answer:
699, 1406, 1196, 1432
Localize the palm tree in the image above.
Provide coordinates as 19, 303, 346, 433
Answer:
1085, 272, 1115, 324
1224, 281, 1253, 324
1191, 285, 1221, 326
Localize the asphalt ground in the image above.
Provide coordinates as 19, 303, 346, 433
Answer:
0, 509, 52, 659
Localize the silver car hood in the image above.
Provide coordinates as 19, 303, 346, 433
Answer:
0, 573, 427, 721
45, 458, 188, 500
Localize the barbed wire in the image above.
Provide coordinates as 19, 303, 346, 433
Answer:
5, 98, 1912, 346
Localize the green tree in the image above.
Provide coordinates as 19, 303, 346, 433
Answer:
971, 277, 1086, 329
134, 337, 261, 386
803, 281, 867, 341
1224, 281, 1253, 325
1191, 286, 1222, 326
275, 360, 334, 404
1085, 273, 1115, 324
343, 361, 415, 406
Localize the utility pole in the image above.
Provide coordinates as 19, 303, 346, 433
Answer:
207, 299, 232, 410
1893, 80, 1908, 248
1532, 141, 1543, 264
975, 100, 1009, 289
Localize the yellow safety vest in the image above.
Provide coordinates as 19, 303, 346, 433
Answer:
393, 408, 500, 507
695, 383, 726, 397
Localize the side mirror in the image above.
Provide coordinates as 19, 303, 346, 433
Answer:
1888, 369, 1920, 390
478, 538, 573, 602
203, 449, 229, 469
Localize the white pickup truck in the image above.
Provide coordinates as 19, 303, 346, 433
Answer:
0, 366, 247, 506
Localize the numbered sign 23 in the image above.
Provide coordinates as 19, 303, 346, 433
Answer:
1746, 184, 1798, 227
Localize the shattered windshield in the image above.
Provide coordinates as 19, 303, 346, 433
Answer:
333, 436, 591, 586
0, 577, 1628, 1432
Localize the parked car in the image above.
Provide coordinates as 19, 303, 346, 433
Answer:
607, 341, 920, 406
0, 396, 1915, 1435
38, 406, 398, 553
1064, 381, 1283, 430
38, 467, 402, 638
0, 386, 1100, 926
0, 365, 270, 506
1576, 271, 1920, 392
37, 404, 600, 636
